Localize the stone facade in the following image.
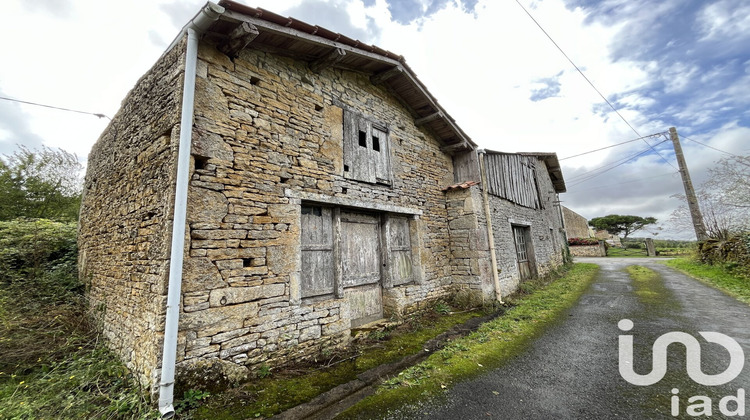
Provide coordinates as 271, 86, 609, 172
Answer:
78, 4, 569, 393
485, 158, 566, 296
78, 38, 188, 387
569, 243, 606, 257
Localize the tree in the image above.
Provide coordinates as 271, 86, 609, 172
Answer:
669, 155, 750, 240
0, 146, 83, 221
589, 214, 657, 239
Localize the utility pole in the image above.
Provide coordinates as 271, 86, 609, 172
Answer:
669, 127, 708, 241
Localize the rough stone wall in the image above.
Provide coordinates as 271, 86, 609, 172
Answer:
487, 159, 566, 296
446, 186, 494, 299
595, 230, 622, 247
562, 206, 591, 239
174, 42, 457, 375
78, 39, 187, 387
569, 243, 606, 257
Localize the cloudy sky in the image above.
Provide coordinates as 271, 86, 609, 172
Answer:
1, 0, 748, 239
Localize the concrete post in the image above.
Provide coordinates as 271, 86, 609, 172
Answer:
645, 238, 656, 257
669, 127, 708, 241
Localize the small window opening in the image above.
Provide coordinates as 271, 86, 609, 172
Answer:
194, 156, 209, 170
341, 187, 347, 194
372, 135, 380, 152
358, 130, 367, 147
314, 104, 324, 112
344, 164, 349, 172
301, 206, 322, 216
249, 76, 261, 85
243, 258, 254, 268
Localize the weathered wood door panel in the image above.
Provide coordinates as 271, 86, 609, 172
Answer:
513, 226, 533, 281
300, 206, 334, 298
341, 211, 383, 325
341, 212, 381, 287
346, 283, 384, 328
388, 216, 412, 286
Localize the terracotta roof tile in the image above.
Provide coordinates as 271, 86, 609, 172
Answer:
442, 180, 480, 192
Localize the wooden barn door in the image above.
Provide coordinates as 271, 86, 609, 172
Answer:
513, 226, 535, 281
341, 211, 383, 327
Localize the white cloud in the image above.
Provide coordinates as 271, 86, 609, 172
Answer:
0, 0, 746, 239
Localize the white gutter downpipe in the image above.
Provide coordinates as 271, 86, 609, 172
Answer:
478, 150, 504, 304
159, 3, 223, 419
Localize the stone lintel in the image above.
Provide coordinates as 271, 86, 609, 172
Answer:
285, 189, 423, 216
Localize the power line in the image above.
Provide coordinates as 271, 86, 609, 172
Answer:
559, 132, 667, 160
565, 142, 665, 182
0, 95, 110, 120
566, 139, 670, 187
513, 0, 678, 171
568, 172, 677, 193
681, 136, 744, 158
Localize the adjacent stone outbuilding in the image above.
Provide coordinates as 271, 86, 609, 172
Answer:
78, 1, 568, 397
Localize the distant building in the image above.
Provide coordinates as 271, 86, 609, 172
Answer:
562, 206, 591, 239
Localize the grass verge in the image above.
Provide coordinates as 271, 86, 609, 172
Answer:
0, 219, 155, 420
335, 263, 600, 419
664, 257, 750, 305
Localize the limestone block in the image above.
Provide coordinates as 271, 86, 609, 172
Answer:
211, 328, 250, 344
267, 244, 299, 275
193, 131, 234, 163
182, 257, 224, 293
182, 304, 254, 338
322, 319, 348, 336
187, 188, 228, 224
449, 215, 478, 230
206, 247, 266, 260
208, 284, 285, 307
299, 325, 322, 342
220, 333, 261, 350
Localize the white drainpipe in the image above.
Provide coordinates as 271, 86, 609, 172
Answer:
478, 150, 504, 303
159, 3, 223, 418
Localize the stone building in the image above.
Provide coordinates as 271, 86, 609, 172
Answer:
562, 206, 593, 239
77, 1, 568, 408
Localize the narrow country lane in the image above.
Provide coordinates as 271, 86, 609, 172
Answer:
392, 257, 750, 419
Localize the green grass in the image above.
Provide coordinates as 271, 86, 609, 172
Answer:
664, 257, 750, 305
626, 265, 664, 304
0, 219, 156, 420
193, 305, 484, 419
606, 247, 647, 257
336, 263, 600, 419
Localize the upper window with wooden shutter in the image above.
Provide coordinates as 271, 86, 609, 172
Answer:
343, 110, 392, 185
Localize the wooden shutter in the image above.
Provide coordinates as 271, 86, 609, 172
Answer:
342, 109, 390, 185
301, 206, 334, 297
388, 217, 412, 285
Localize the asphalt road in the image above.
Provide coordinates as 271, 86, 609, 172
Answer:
391, 257, 750, 419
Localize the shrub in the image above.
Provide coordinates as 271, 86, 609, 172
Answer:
567, 237, 599, 246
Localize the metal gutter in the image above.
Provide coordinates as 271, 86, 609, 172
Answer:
158, 3, 224, 418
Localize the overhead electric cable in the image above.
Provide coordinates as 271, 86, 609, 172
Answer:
513, 0, 678, 170
559, 132, 667, 160
568, 172, 677, 193
565, 142, 666, 182
0, 95, 110, 120
566, 139, 670, 186
681, 136, 744, 158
